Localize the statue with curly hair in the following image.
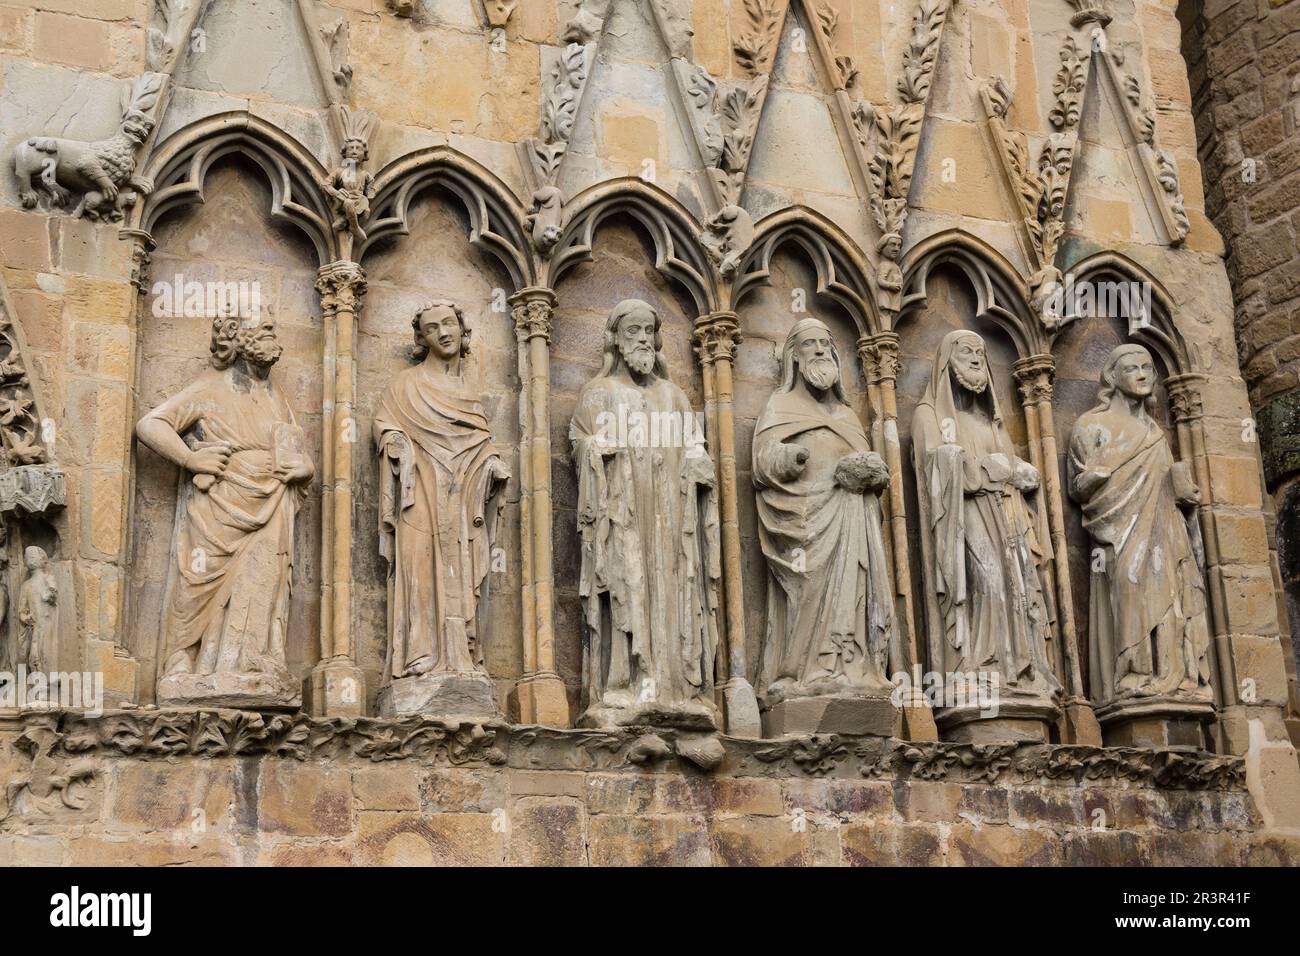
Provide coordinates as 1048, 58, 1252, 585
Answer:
372, 300, 510, 718
136, 309, 313, 708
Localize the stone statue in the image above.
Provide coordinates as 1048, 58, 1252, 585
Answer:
912, 330, 1061, 734
322, 109, 376, 245
373, 300, 510, 718
12, 74, 159, 222
570, 299, 722, 729
136, 311, 313, 708
752, 318, 899, 735
1068, 344, 1213, 706
17, 546, 56, 674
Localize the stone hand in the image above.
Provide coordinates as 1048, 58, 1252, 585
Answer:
1171, 460, 1200, 504
385, 432, 410, 458
274, 460, 313, 484
186, 443, 232, 477
487, 457, 511, 484
1011, 460, 1040, 492
1076, 467, 1110, 497
778, 442, 810, 479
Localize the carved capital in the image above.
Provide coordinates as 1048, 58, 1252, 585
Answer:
693, 312, 742, 366
1013, 353, 1056, 405
315, 261, 367, 314
1166, 374, 1206, 423
858, 332, 901, 385
510, 287, 556, 342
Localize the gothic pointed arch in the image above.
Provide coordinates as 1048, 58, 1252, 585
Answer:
900, 230, 1042, 358
132, 111, 337, 266
362, 145, 537, 291
547, 177, 718, 316
734, 206, 879, 336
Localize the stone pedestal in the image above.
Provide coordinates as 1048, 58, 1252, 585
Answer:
157, 670, 302, 710
1059, 697, 1104, 745
901, 702, 939, 741
1098, 697, 1216, 751
762, 695, 899, 738
514, 671, 570, 727
577, 697, 719, 732
306, 657, 366, 718
378, 671, 499, 720
720, 677, 762, 737
937, 700, 1058, 744
86, 639, 138, 710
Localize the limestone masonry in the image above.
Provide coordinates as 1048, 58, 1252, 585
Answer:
0, 0, 1298, 866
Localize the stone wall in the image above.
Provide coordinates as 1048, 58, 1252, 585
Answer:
0, 711, 1288, 866
1180, 0, 1300, 709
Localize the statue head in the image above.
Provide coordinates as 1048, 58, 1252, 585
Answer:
877, 231, 902, 261
947, 330, 989, 394
211, 310, 282, 370
412, 300, 470, 362
1096, 343, 1157, 413
23, 546, 47, 571
779, 317, 848, 404
601, 299, 667, 380
342, 137, 368, 163
121, 109, 155, 145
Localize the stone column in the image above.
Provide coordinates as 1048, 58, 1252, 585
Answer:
511, 288, 569, 727
693, 311, 761, 736
308, 261, 367, 717
858, 332, 936, 741
1013, 355, 1101, 745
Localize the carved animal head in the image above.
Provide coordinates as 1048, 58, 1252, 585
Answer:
120, 110, 155, 144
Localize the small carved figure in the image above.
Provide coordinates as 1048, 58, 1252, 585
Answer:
17, 546, 56, 674
323, 127, 376, 244
13, 109, 155, 222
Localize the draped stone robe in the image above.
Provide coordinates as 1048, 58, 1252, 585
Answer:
570, 372, 721, 721
374, 364, 507, 684
912, 346, 1060, 700
1069, 403, 1212, 704
753, 388, 897, 701
151, 369, 307, 685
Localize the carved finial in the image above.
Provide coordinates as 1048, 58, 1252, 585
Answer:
1049, 36, 1086, 131
733, 0, 784, 77
1065, 0, 1112, 28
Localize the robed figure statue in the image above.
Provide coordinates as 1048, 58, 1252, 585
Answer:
374, 300, 510, 718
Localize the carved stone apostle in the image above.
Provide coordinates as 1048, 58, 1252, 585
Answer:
374, 300, 510, 718
1068, 344, 1213, 706
912, 330, 1061, 720
137, 311, 312, 708
17, 546, 55, 674
570, 299, 722, 729
753, 318, 899, 734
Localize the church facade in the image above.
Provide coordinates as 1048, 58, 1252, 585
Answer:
0, 0, 1298, 865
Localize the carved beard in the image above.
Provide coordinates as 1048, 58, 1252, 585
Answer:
951, 362, 988, 394
237, 330, 283, 368
801, 356, 839, 392
621, 344, 656, 376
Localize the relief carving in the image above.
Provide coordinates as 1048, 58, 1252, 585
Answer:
16, 547, 56, 675
570, 300, 722, 729
322, 106, 377, 245
525, 42, 588, 254
136, 312, 312, 709
12, 74, 161, 222
374, 301, 510, 719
